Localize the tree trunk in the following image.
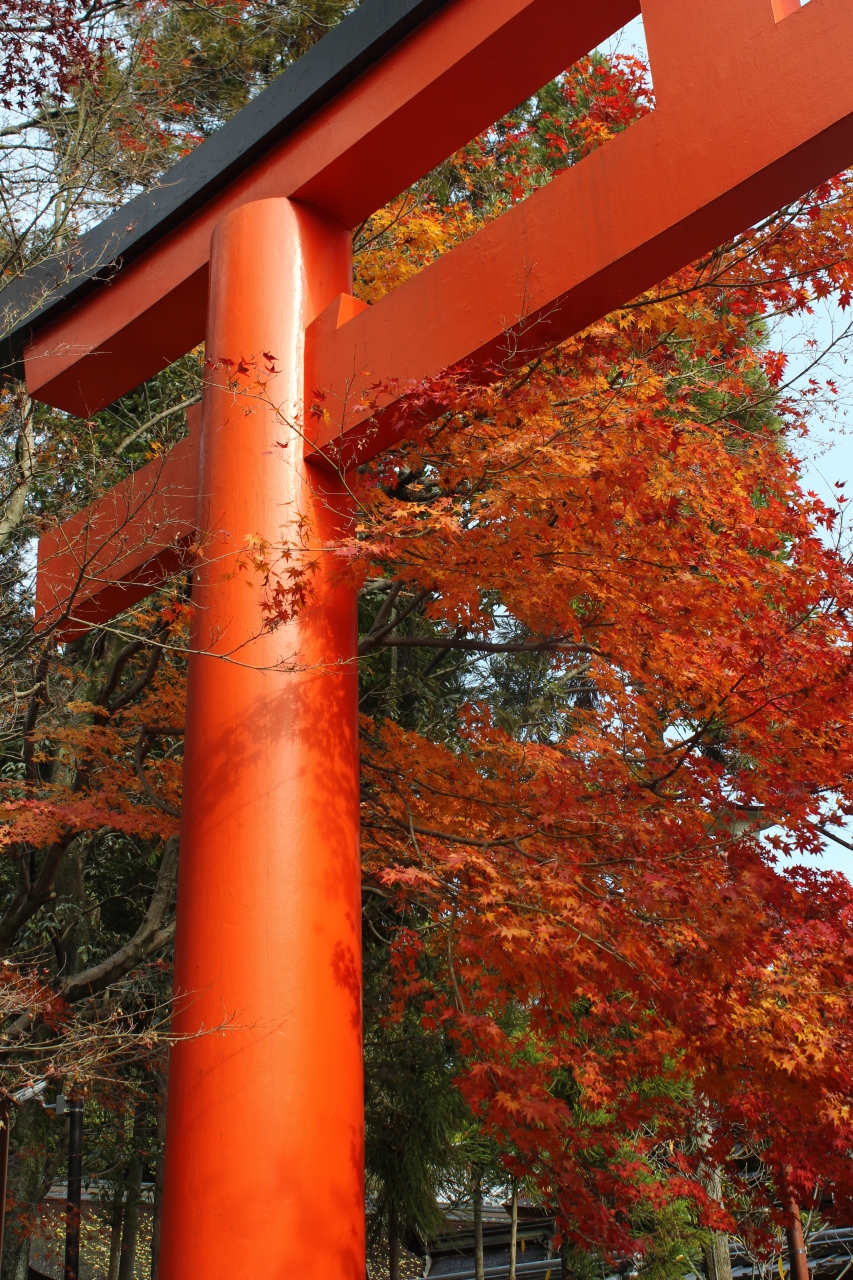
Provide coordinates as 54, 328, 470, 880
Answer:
704, 1232, 733, 1280
702, 1165, 732, 1280
107, 1182, 124, 1280
0, 394, 35, 552
117, 1162, 142, 1280
51, 835, 93, 981
389, 1200, 400, 1280
150, 1060, 168, 1280
0, 1101, 50, 1280
560, 1238, 573, 1280
64, 1092, 84, 1280
473, 1173, 484, 1280
509, 1181, 519, 1280
117, 1105, 145, 1280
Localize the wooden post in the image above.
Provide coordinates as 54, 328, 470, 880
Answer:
157, 198, 362, 1279
0, 1098, 9, 1274
786, 1199, 809, 1280
509, 1181, 519, 1280
64, 1092, 83, 1280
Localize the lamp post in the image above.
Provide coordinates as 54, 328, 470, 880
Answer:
786, 1205, 809, 1280
64, 1091, 83, 1280
0, 1097, 8, 1273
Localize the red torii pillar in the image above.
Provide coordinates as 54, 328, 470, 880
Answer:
159, 202, 362, 1276
20, 0, 853, 1277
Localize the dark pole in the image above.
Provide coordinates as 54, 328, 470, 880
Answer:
64, 1092, 83, 1280
785, 1198, 809, 1280
0, 1098, 9, 1274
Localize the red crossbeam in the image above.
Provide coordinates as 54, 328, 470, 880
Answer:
305, 0, 853, 468
24, 0, 639, 418
37, 0, 853, 631
35, 408, 200, 639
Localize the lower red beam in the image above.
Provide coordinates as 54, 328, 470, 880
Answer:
35, 411, 200, 640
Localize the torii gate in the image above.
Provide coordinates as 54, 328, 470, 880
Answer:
2, 0, 853, 1274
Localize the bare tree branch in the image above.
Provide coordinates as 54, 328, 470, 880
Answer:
115, 396, 201, 456
358, 585, 431, 655
108, 642, 163, 713
133, 728, 183, 820
60, 836, 179, 1001
816, 824, 853, 854
0, 832, 75, 950
96, 616, 169, 713
367, 634, 595, 657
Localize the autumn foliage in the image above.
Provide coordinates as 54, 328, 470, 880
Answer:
351, 57, 853, 1245
0, 0, 98, 109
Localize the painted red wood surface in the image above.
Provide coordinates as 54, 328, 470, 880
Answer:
24, 0, 639, 417
39, 0, 853, 628
305, 0, 853, 466
157, 199, 363, 1280
35, 407, 200, 639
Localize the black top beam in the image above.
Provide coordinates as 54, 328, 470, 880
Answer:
0, 0, 449, 375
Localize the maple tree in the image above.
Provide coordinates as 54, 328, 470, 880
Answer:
0, 0, 97, 112
349, 53, 853, 1258
2, 26, 853, 1280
